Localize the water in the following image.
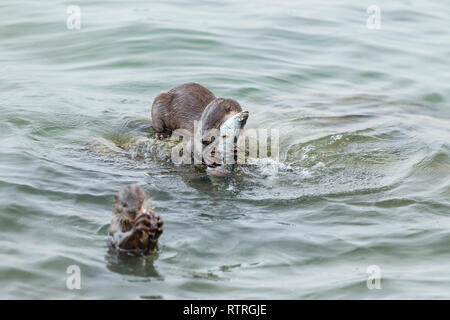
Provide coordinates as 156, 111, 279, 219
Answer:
1, 0, 449, 299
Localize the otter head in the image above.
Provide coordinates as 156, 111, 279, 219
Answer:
113, 184, 150, 224
199, 98, 249, 175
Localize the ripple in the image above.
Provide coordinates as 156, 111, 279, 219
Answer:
1, 0, 450, 299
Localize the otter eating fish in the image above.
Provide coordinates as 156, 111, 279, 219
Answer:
151, 83, 249, 175
109, 184, 163, 254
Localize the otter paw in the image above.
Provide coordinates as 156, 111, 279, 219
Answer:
135, 211, 164, 240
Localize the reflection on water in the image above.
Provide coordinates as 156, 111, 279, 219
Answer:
105, 247, 161, 279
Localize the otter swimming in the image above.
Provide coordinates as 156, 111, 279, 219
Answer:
151, 83, 249, 174
109, 184, 163, 254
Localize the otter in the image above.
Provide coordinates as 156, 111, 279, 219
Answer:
152, 83, 216, 138
151, 83, 249, 174
109, 184, 163, 254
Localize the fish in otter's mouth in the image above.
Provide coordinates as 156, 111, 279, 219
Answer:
204, 110, 249, 176
150, 83, 250, 175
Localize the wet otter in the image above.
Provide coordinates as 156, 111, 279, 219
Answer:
151, 83, 249, 174
152, 83, 216, 137
109, 184, 163, 254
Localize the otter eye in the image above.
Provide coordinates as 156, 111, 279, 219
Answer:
121, 202, 128, 208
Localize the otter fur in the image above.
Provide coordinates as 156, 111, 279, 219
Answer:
151, 83, 243, 141
109, 184, 163, 254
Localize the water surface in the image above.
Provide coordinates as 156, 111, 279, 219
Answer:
1, 0, 449, 299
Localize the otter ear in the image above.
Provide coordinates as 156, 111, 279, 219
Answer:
114, 195, 118, 203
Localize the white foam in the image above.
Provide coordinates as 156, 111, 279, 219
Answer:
246, 157, 291, 176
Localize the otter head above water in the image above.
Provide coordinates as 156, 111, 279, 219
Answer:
203, 109, 249, 176
109, 184, 163, 254
151, 83, 249, 175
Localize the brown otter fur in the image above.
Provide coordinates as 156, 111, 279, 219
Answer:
200, 97, 243, 144
109, 184, 163, 254
151, 83, 243, 139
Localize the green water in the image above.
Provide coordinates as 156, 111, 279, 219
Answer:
1, 0, 449, 299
